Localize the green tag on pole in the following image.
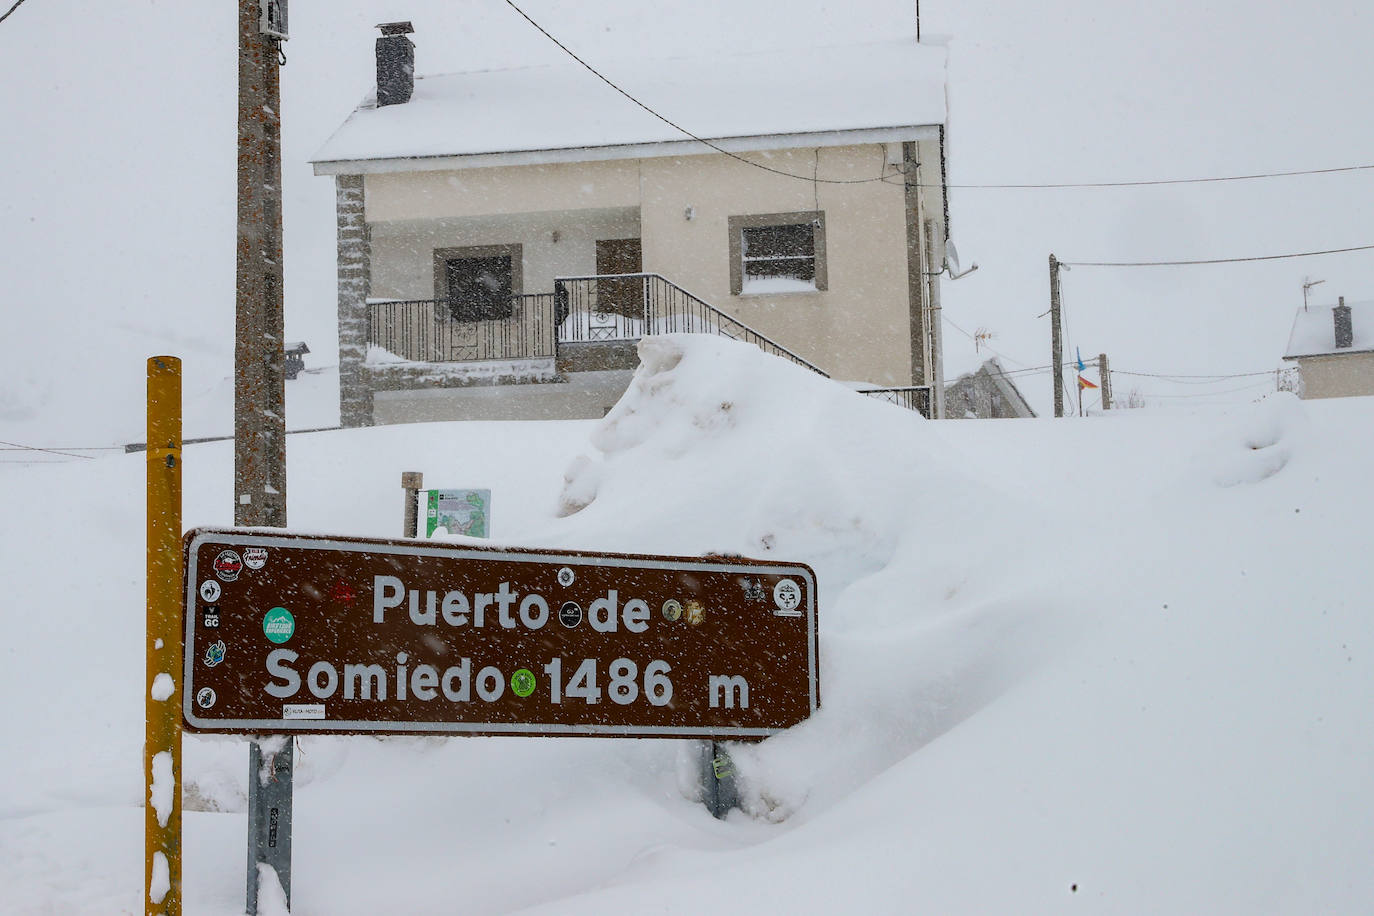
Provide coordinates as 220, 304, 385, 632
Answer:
425, 489, 491, 538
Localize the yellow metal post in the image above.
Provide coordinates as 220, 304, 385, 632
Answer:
146, 356, 183, 915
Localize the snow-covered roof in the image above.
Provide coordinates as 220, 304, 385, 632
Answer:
312, 39, 946, 173
1284, 300, 1374, 359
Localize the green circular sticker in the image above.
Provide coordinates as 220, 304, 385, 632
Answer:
510, 668, 536, 698
263, 607, 295, 644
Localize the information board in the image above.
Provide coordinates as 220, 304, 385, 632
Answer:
425, 489, 489, 538
181, 528, 819, 740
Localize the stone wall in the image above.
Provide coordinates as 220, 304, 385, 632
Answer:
335, 174, 373, 427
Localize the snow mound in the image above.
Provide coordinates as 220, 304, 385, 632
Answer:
1198, 392, 1310, 488
550, 335, 1073, 819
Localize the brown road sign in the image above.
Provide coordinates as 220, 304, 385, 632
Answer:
182, 528, 819, 740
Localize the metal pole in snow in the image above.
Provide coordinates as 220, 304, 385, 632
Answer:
237, 0, 292, 909
146, 356, 183, 916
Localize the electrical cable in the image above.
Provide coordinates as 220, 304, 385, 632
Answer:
1063, 242, 1374, 268
941, 314, 1037, 370
1146, 380, 1275, 398
501, 3, 1374, 195
0, 439, 97, 460
950, 163, 1374, 190
1113, 368, 1276, 379
0, 0, 29, 26
502, 0, 894, 185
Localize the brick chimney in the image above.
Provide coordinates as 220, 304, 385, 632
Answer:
1334, 296, 1353, 349
376, 21, 415, 107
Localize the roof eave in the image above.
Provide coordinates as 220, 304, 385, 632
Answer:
311, 124, 940, 176
1283, 347, 1374, 361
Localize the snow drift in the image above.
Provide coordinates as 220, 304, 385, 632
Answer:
3, 336, 1373, 913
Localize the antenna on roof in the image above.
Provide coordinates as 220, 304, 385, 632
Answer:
1302, 276, 1325, 312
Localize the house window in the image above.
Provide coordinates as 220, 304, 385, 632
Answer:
729, 212, 827, 295
433, 245, 522, 322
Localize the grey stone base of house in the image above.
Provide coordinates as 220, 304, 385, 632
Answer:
556, 340, 640, 373
366, 356, 559, 391
372, 369, 637, 424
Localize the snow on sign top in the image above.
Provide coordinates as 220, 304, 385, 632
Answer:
312, 38, 946, 172
1284, 300, 1374, 358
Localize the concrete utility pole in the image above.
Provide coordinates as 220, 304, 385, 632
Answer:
1049, 254, 1064, 418
236, 0, 290, 910
1098, 352, 1113, 410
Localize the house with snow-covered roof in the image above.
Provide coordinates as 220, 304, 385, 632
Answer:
312, 22, 950, 426
1282, 297, 1374, 399
945, 357, 1037, 419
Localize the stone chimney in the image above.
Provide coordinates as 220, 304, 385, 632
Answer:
376, 21, 415, 107
1334, 296, 1353, 349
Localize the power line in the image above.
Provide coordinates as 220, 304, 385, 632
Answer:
0, 0, 29, 26
1064, 242, 1374, 268
951, 163, 1374, 190
502, 0, 891, 186
0, 438, 97, 460
1146, 380, 1275, 398
1113, 368, 1276, 381
941, 315, 1038, 370
504, 1, 1374, 196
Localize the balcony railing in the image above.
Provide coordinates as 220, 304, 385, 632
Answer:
554, 274, 829, 377
367, 294, 556, 363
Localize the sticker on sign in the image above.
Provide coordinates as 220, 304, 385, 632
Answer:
180, 528, 819, 740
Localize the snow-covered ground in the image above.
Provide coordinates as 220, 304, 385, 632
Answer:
2, 335, 1371, 913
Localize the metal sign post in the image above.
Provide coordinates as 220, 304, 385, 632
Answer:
699, 740, 739, 819
236, 0, 290, 907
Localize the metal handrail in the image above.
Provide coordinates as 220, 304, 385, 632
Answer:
554, 273, 830, 378
367, 274, 833, 380
856, 385, 932, 418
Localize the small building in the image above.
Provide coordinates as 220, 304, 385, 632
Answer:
312, 23, 950, 426
1282, 298, 1374, 399
944, 357, 1036, 419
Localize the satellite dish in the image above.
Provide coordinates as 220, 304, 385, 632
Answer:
944, 239, 979, 280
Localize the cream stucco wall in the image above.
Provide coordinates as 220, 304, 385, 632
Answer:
370, 208, 640, 300
1294, 352, 1374, 399
363, 143, 922, 385
639, 145, 912, 385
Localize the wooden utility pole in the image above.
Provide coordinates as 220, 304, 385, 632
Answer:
236, 1, 291, 911
402, 471, 424, 538
1049, 254, 1064, 418
1098, 352, 1113, 410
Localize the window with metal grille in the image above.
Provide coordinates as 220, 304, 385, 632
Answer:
729, 212, 826, 295
445, 256, 513, 322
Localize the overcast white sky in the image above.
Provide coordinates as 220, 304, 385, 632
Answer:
1, 0, 1371, 434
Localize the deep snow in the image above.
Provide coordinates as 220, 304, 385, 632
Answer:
2, 335, 1371, 913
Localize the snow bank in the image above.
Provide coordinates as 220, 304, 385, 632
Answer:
4, 340, 1374, 913
549, 336, 1077, 817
